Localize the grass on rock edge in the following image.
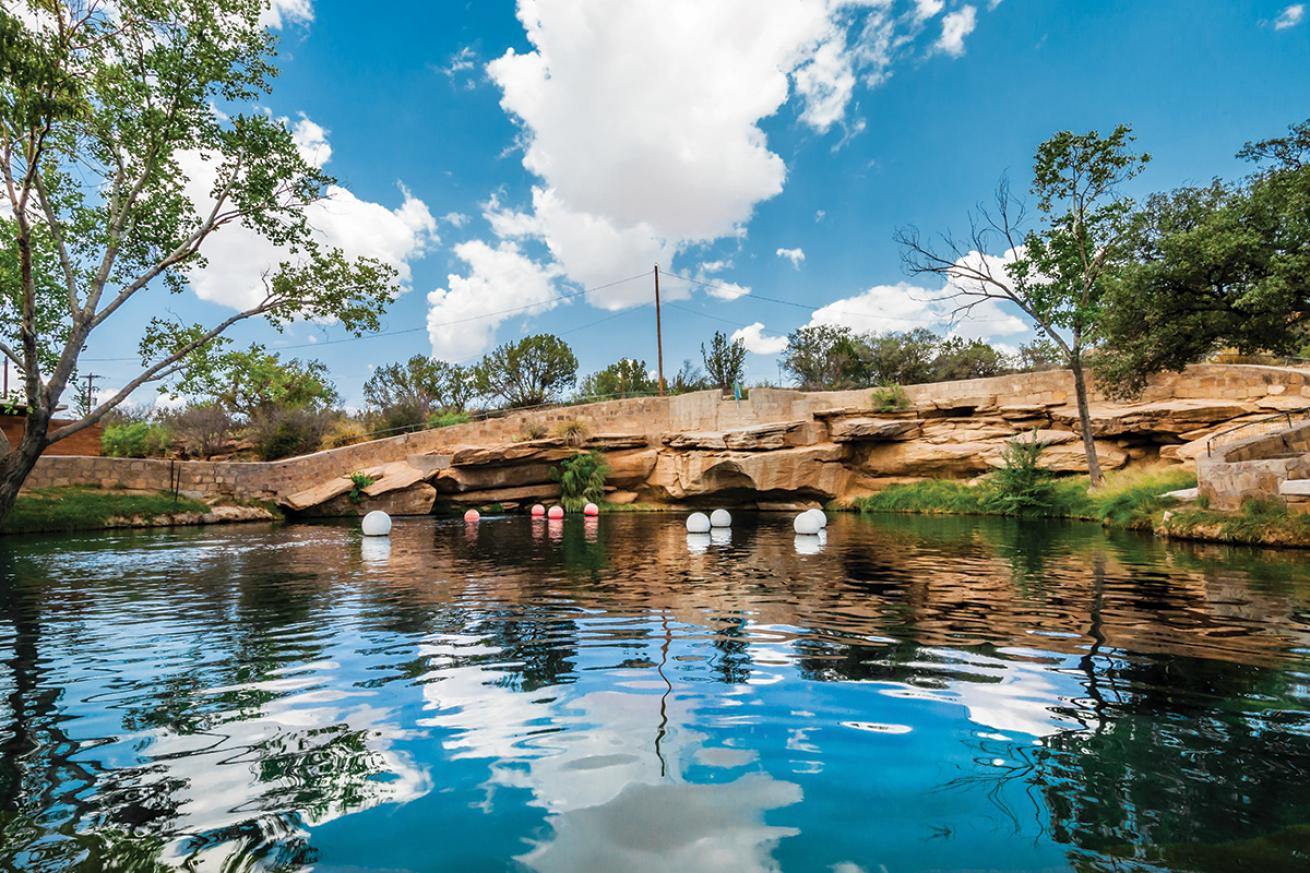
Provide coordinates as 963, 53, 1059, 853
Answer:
1, 487, 211, 535
849, 466, 1199, 530
1160, 499, 1310, 547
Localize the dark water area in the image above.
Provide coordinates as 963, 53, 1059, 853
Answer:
0, 512, 1308, 872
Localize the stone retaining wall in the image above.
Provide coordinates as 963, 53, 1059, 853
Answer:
23, 364, 1310, 504
1196, 421, 1310, 511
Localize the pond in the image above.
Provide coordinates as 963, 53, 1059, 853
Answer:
1, 513, 1308, 871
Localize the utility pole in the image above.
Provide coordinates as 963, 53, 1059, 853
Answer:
654, 264, 666, 396
83, 372, 98, 418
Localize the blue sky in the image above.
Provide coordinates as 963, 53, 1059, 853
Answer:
83, 0, 1310, 407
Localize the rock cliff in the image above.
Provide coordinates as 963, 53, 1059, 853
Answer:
282, 368, 1309, 515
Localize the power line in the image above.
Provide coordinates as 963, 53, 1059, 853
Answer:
79, 269, 655, 362
659, 269, 1024, 328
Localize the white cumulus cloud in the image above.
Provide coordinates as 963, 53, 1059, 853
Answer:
937, 5, 977, 56
776, 247, 806, 269
732, 322, 789, 355
426, 241, 563, 362
808, 279, 1027, 340
1274, 4, 1305, 29
429, 0, 992, 351
260, 0, 314, 29
181, 116, 438, 312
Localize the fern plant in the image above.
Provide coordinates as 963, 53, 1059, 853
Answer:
552, 451, 610, 512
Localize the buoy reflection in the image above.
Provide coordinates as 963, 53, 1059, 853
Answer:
686, 532, 711, 553
360, 536, 391, 565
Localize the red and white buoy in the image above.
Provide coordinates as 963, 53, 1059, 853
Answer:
583, 502, 600, 517
463, 509, 481, 523
547, 505, 565, 519
530, 503, 546, 517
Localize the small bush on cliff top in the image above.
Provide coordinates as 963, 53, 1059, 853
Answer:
870, 384, 911, 412
427, 410, 471, 429
553, 418, 591, 447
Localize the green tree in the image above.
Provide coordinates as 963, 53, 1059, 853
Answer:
861, 328, 940, 385
579, 358, 655, 399
363, 355, 471, 432
1094, 119, 1310, 396
669, 359, 710, 394
781, 324, 866, 389
474, 334, 578, 408
898, 125, 1150, 485
0, 1, 397, 524
168, 344, 337, 418
701, 330, 746, 394
932, 336, 1009, 381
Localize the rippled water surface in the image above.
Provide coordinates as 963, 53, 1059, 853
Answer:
2, 513, 1309, 871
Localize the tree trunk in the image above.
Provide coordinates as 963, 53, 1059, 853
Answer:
0, 412, 51, 527
1069, 355, 1104, 487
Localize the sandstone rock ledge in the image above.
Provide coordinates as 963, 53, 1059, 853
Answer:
278, 384, 1299, 516
104, 503, 281, 529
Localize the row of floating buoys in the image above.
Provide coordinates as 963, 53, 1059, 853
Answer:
685, 509, 733, 532
530, 503, 599, 518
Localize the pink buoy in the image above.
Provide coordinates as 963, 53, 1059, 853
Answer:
547, 505, 565, 519
530, 503, 546, 517
463, 509, 480, 523
583, 502, 600, 517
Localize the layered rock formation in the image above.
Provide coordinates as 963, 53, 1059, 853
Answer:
281, 372, 1308, 515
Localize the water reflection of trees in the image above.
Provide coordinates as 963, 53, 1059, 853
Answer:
2, 512, 1308, 870
0, 528, 433, 870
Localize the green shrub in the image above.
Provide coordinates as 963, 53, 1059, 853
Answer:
101, 421, 172, 458
552, 451, 609, 512
347, 471, 377, 504
161, 403, 232, 458
322, 418, 370, 449
249, 408, 332, 460
426, 410, 471, 429
870, 384, 910, 412
984, 435, 1058, 516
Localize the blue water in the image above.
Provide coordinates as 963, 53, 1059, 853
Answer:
1, 513, 1308, 871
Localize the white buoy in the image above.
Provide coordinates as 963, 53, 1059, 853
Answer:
793, 511, 821, 535
583, 502, 600, 516
805, 508, 828, 529
547, 505, 565, 519
710, 508, 732, 528
686, 511, 711, 533
362, 510, 392, 537
530, 504, 546, 517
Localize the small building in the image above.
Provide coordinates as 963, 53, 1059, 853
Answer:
0, 414, 104, 456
